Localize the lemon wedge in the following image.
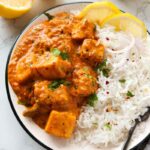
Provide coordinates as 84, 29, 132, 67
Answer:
79, 1, 121, 24
101, 13, 147, 39
0, 0, 33, 19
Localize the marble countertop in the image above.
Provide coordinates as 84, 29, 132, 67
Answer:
0, 0, 150, 150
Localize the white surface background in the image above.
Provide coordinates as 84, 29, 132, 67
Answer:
0, 0, 150, 150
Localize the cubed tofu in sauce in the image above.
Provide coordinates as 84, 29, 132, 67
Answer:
45, 111, 76, 138
71, 62, 98, 97
16, 52, 37, 83
79, 39, 104, 66
33, 81, 79, 114
31, 52, 72, 80
72, 19, 95, 40
8, 12, 105, 139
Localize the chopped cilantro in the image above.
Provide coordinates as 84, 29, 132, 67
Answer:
85, 74, 93, 79
60, 52, 69, 60
63, 80, 71, 86
83, 67, 89, 71
96, 59, 110, 78
88, 93, 98, 107
98, 59, 107, 70
48, 80, 60, 90
102, 68, 110, 78
51, 48, 61, 56
126, 91, 134, 97
44, 13, 54, 20
48, 80, 71, 90
104, 123, 112, 130
51, 48, 69, 60
119, 79, 126, 83
17, 100, 30, 107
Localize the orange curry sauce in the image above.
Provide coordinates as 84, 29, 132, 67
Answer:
8, 12, 104, 138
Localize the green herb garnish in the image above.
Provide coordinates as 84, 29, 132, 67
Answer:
63, 80, 71, 86
60, 52, 69, 60
48, 80, 60, 90
48, 80, 71, 90
119, 79, 126, 83
96, 59, 110, 78
17, 100, 30, 107
83, 67, 89, 71
51, 48, 61, 56
98, 59, 107, 70
88, 93, 98, 107
51, 48, 69, 60
126, 91, 134, 97
104, 123, 112, 130
102, 68, 110, 78
93, 122, 98, 127
85, 74, 93, 79
44, 13, 54, 20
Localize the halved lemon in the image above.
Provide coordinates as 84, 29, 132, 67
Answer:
0, 0, 33, 19
79, 1, 121, 24
101, 13, 147, 39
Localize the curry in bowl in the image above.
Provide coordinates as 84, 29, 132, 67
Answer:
8, 12, 104, 138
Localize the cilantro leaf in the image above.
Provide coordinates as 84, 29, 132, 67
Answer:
51, 48, 69, 60
96, 59, 110, 78
88, 93, 98, 107
83, 67, 89, 71
85, 74, 93, 79
17, 100, 30, 107
48, 80, 60, 90
44, 13, 54, 20
102, 68, 110, 78
119, 79, 126, 83
51, 48, 61, 56
104, 123, 112, 130
126, 91, 134, 97
48, 80, 71, 90
98, 59, 107, 71
60, 52, 69, 60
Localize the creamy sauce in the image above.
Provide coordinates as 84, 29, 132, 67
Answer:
8, 12, 104, 138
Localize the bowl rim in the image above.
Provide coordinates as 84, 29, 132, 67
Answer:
5, 1, 150, 150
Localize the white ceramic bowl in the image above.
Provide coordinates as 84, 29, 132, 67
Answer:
5, 2, 150, 150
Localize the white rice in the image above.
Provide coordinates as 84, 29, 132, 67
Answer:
73, 25, 150, 146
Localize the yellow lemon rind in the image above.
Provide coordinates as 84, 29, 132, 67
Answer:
101, 13, 147, 39
79, 1, 121, 18
0, 1, 32, 19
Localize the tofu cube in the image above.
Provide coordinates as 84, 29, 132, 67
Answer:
79, 39, 104, 65
16, 52, 37, 83
71, 64, 98, 97
72, 19, 95, 40
16, 66, 31, 83
34, 81, 72, 110
45, 111, 76, 138
31, 54, 72, 80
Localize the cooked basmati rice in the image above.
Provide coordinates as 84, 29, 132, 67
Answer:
73, 25, 150, 146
